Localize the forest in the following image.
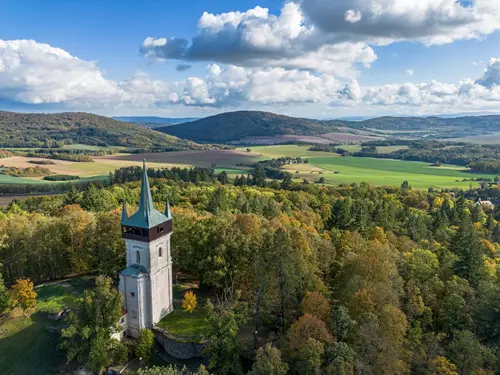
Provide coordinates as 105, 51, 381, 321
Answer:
1, 169, 500, 375
356, 141, 500, 172
0, 111, 205, 150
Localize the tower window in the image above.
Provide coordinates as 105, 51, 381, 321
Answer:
130, 292, 135, 298
131, 310, 137, 319
136, 251, 141, 264
157, 226, 164, 234
159, 247, 163, 257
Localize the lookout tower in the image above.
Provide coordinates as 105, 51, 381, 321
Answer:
118, 161, 173, 338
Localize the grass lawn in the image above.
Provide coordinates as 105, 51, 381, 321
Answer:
0, 277, 94, 375
157, 283, 209, 337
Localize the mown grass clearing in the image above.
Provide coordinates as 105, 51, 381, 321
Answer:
0, 277, 94, 375
157, 283, 209, 337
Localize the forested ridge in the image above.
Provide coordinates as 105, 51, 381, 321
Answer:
159, 111, 500, 143
1, 172, 500, 374
158, 111, 346, 142
0, 111, 204, 150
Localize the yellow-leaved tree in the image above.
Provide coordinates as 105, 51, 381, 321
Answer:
11, 278, 37, 316
181, 290, 197, 313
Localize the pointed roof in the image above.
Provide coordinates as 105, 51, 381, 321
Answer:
121, 160, 171, 229
121, 201, 129, 224
165, 193, 172, 219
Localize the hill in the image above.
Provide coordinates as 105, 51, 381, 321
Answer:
352, 115, 500, 132
158, 111, 346, 143
113, 116, 201, 128
159, 111, 500, 143
0, 111, 204, 150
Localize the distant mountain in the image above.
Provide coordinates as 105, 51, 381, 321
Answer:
158, 111, 347, 143
113, 116, 201, 128
352, 115, 500, 131
0, 111, 204, 150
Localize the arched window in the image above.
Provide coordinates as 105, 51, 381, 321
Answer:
159, 247, 163, 257
136, 250, 141, 264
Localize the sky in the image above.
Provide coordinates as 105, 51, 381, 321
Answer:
1, 0, 500, 119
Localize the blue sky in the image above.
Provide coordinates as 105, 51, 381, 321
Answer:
2, 0, 500, 118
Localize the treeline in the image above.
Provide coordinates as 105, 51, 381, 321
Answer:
309, 144, 352, 155
0, 178, 109, 195
468, 159, 500, 173
0, 166, 52, 177
2, 178, 500, 373
112, 166, 216, 184
43, 175, 81, 181
355, 140, 500, 167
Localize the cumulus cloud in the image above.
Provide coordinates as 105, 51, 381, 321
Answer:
140, 3, 376, 77
475, 58, 500, 88
301, 0, 500, 45
0, 39, 120, 104
406, 69, 414, 76
140, 0, 500, 77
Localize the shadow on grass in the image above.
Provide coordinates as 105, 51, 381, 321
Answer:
0, 311, 65, 375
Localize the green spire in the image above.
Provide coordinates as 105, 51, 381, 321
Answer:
165, 193, 172, 218
121, 200, 129, 225
138, 159, 155, 227
121, 160, 172, 229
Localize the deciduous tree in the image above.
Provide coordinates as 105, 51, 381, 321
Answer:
11, 278, 36, 315
61, 276, 126, 374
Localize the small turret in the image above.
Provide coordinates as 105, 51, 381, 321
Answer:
165, 193, 172, 218
121, 201, 129, 225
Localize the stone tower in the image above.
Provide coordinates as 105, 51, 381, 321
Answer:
118, 161, 173, 338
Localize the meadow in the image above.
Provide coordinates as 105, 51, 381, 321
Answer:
0, 278, 94, 375
244, 145, 497, 189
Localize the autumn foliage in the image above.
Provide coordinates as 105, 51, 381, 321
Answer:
11, 278, 37, 315
300, 291, 331, 324
181, 290, 197, 313
285, 314, 333, 356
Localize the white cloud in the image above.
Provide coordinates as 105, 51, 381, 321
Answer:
140, 3, 376, 77
0, 39, 120, 104
301, 0, 500, 46
5, 39, 500, 116
405, 69, 414, 76
140, 0, 500, 78
345, 10, 362, 23
475, 58, 500, 88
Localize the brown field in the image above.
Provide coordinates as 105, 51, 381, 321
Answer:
233, 133, 380, 145
0, 150, 262, 184
0, 156, 82, 175
97, 149, 262, 167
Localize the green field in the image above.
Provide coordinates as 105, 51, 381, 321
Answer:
240, 145, 341, 158
307, 156, 496, 189
0, 278, 94, 375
